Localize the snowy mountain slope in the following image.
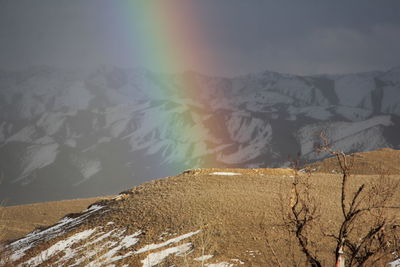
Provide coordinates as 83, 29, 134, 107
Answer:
0, 66, 399, 204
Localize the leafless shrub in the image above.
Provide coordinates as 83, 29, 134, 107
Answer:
282, 132, 400, 266
283, 156, 322, 267
317, 132, 400, 266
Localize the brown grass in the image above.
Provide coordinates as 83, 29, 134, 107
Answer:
0, 196, 111, 243
12, 167, 396, 266
4, 149, 400, 266
307, 147, 400, 175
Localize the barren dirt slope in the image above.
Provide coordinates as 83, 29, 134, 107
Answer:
2, 167, 400, 266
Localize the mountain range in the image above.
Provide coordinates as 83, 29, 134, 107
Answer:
1, 66, 399, 205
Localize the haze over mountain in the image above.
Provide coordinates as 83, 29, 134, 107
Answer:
0, 66, 400, 205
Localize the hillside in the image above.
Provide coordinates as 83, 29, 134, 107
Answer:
2, 165, 400, 266
0, 197, 111, 244
307, 147, 400, 175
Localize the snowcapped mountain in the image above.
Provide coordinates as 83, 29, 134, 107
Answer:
1, 66, 399, 205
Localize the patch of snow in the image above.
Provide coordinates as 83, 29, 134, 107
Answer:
205, 262, 233, 267
110, 118, 131, 138
8, 205, 104, 261
334, 106, 372, 121
334, 73, 375, 109
65, 138, 77, 147
24, 228, 96, 266
120, 231, 142, 247
17, 93, 46, 119
209, 172, 241, 176
15, 143, 59, 183
84, 204, 104, 212
288, 106, 333, 120
80, 159, 101, 179
226, 113, 270, 143
245, 92, 294, 111
86, 229, 118, 246
36, 112, 65, 136
271, 76, 328, 105
99, 230, 142, 263
71, 157, 102, 186
231, 259, 245, 264
33, 136, 55, 145
298, 115, 392, 157
54, 81, 93, 111
6, 125, 36, 143
194, 255, 214, 262
141, 243, 192, 267
380, 67, 400, 84
135, 230, 200, 254
98, 136, 111, 143
218, 122, 272, 164
388, 257, 400, 267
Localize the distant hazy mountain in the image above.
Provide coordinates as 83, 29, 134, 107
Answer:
1, 66, 399, 205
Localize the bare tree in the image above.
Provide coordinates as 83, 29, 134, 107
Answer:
282, 155, 322, 267
283, 132, 400, 266
316, 132, 400, 266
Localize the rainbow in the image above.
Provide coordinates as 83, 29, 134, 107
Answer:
115, 2, 229, 172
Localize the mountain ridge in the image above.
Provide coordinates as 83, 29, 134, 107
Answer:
0, 66, 399, 205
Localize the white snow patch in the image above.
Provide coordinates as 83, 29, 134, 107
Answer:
36, 112, 65, 136
98, 136, 111, 143
15, 143, 59, 183
141, 243, 192, 267
334, 73, 375, 109
271, 76, 328, 105
205, 262, 233, 267
8, 205, 104, 261
288, 106, 333, 120
98, 230, 142, 264
34, 136, 55, 145
226, 113, 269, 143
218, 122, 272, 164
135, 230, 200, 254
194, 255, 214, 262
54, 81, 93, 111
71, 157, 102, 186
231, 259, 245, 264
209, 172, 241, 176
298, 115, 392, 157
23, 228, 96, 266
65, 138, 77, 147
388, 258, 400, 267
81, 160, 101, 179
86, 229, 118, 246
334, 106, 372, 121
6, 125, 36, 143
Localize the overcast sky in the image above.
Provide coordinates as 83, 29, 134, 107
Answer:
1, 0, 400, 76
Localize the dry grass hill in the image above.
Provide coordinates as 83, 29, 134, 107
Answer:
1, 149, 400, 266
0, 197, 111, 244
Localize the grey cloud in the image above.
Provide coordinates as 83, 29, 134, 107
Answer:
0, 0, 400, 76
